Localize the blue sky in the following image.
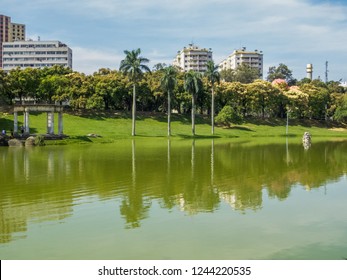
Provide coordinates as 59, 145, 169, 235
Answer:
2, 0, 347, 81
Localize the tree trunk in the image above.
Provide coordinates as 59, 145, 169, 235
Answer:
104, 96, 109, 110
191, 93, 195, 135
132, 83, 136, 136
168, 90, 171, 136
262, 96, 265, 119
211, 87, 215, 135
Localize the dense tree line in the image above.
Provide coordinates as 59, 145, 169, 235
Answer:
0, 61, 347, 126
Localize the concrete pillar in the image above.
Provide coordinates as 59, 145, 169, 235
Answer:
14, 112, 18, 133
24, 109, 30, 134
58, 112, 63, 135
47, 112, 54, 134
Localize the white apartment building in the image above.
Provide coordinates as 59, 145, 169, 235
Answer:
173, 43, 213, 73
2, 40, 72, 71
219, 47, 263, 78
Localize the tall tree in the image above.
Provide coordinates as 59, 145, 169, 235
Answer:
0, 70, 11, 104
334, 94, 347, 122
7, 67, 40, 104
220, 69, 235, 82
267, 63, 295, 85
38, 74, 70, 104
67, 72, 94, 109
184, 71, 203, 136
220, 64, 260, 84
161, 66, 177, 136
152, 63, 167, 71
300, 83, 330, 120
119, 48, 150, 136
234, 63, 260, 84
247, 80, 280, 118
205, 61, 220, 135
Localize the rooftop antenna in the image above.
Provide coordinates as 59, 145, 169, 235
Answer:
190, 38, 195, 47
325, 61, 329, 83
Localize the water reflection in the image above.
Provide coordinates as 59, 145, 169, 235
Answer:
0, 147, 76, 243
1, 140, 347, 242
211, 139, 215, 186
120, 139, 151, 229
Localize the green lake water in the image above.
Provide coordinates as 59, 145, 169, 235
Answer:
0, 139, 347, 260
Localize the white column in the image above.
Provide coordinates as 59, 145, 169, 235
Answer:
47, 112, 54, 134
14, 112, 18, 133
24, 109, 30, 134
58, 112, 63, 135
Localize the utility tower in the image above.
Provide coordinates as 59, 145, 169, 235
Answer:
325, 61, 329, 83
306, 64, 313, 80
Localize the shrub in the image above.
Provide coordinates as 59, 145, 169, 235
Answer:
334, 95, 347, 122
215, 105, 243, 127
34, 135, 46, 146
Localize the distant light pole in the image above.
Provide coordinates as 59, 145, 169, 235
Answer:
286, 106, 291, 136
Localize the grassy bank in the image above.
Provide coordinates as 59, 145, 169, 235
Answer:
0, 111, 346, 144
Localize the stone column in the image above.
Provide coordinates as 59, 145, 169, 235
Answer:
24, 109, 30, 134
58, 112, 63, 135
14, 111, 18, 133
47, 112, 54, 134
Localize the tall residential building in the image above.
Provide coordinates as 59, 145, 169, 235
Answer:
2, 40, 73, 71
173, 43, 213, 73
0, 15, 11, 43
0, 14, 26, 68
10, 23, 26, 41
219, 47, 263, 78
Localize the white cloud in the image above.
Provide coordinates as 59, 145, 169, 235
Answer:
72, 47, 123, 74
3, 0, 347, 80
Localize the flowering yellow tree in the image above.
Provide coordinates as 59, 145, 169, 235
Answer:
247, 80, 281, 118
285, 86, 309, 118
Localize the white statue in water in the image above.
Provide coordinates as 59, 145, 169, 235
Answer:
302, 132, 311, 150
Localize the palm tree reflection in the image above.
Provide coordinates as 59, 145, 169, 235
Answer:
119, 139, 151, 229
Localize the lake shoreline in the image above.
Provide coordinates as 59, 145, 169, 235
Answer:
0, 111, 346, 145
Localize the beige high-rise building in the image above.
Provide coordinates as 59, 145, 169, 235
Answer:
219, 47, 263, 78
10, 23, 26, 41
0, 14, 26, 68
173, 43, 213, 73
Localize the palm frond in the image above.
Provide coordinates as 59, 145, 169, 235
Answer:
119, 48, 150, 82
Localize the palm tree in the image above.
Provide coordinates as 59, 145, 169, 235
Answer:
119, 48, 150, 136
184, 70, 203, 136
205, 61, 220, 135
160, 66, 177, 136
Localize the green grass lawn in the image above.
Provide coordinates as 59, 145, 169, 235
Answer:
0, 110, 346, 145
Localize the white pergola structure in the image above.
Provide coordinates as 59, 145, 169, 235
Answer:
13, 105, 64, 135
